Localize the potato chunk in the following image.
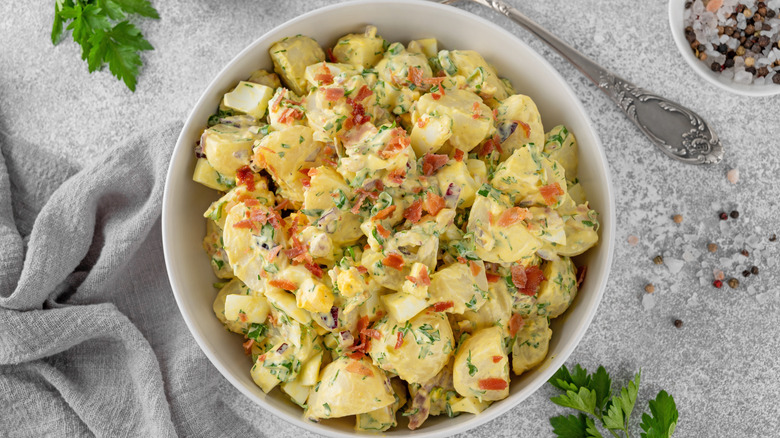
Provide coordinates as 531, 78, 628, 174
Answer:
269, 35, 325, 96
453, 326, 510, 401
511, 316, 552, 375
305, 356, 394, 419
332, 25, 385, 68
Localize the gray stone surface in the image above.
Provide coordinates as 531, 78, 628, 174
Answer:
2, 0, 779, 436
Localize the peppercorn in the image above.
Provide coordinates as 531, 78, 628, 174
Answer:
719, 212, 728, 220
757, 66, 769, 77
708, 243, 718, 253
717, 43, 728, 54
751, 266, 759, 275
759, 35, 771, 47
713, 279, 723, 288
673, 214, 683, 224
736, 4, 745, 13
742, 270, 751, 277
653, 255, 664, 265
763, 23, 772, 31
746, 66, 757, 74
724, 58, 735, 68
767, 9, 776, 18
711, 62, 721, 72
674, 319, 683, 329
685, 0, 692, 8
685, 27, 696, 43
727, 278, 739, 289
730, 210, 739, 219
741, 249, 750, 257
770, 234, 777, 242
774, 75, 780, 85
745, 24, 755, 35
645, 284, 655, 294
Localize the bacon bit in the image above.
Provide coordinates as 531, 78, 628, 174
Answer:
492, 355, 503, 363
266, 245, 282, 262
375, 223, 391, 239
232, 219, 255, 229
423, 192, 445, 216
345, 360, 374, 377
486, 272, 501, 283
356, 186, 380, 200
356, 265, 368, 274
520, 265, 545, 296
454, 149, 464, 162
511, 265, 527, 289
380, 129, 410, 159
418, 266, 431, 286
257, 353, 267, 362
407, 65, 424, 86
372, 205, 396, 221
469, 260, 482, 277
301, 178, 311, 188
326, 47, 336, 62
423, 76, 445, 85
314, 72, 334, 85
471, 101, 482, 119
305, 262, 324, 278
540, 182, 564, 206
382, 253, 405, 270
431, 92, 442, 101
361, 328, 382, 340
417, 117, 429, 128
243, 339, 254, 355
238, 312, 248, 323
478, 378, 508, 391
274, 199, 290, 211
356, 316, 369, 333
395, 332, 404, 349
431, 301, 454, 312
508, 313, 524, 336
324, 87, 345, 101
363, 243, 370, 250
492, 108, 498, 121
516, 120, 531, 137
412, 186, 424, 194
236, 165, 256, 191
387, 168, 406, 184
269, 278, 297, 291
284, 236, 309, 263
478, 134, 502, 157
403, 199, 423, 223
422, 153, 449, 176
347, 351, 365, 360
457, 256, 467, 264
353, 85, 373, 102
243, 198, 260, 207
351, 192, 369, 214
576, 265, 587, 289
278, 108, 303, 124
497, 207, 529, 227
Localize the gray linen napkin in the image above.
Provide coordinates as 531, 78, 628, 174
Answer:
0, 123, 270, 437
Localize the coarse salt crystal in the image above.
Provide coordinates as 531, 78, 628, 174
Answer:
727, 168, 739, 183
642, 293, 656, 310
755, 292, 773, 305
683, 250, 697, 262
666, 258, 685, 274
713, 269, 725, 280
627, 235, 639, 246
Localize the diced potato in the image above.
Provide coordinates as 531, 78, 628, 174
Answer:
437, 50, 510, 100
400, 263, 430, 299
337, 267, 368, 297
460, 277, 512, 334
202, 219, 233, 278
453, 326, 509, 401
265, 288, 312, 325
368, 312, 454, 384
495, 94, 545, 161
536, 257, 578, 318
427, 261, 488, 314
305, 356, 394, 419
251, 341, 301, 392
224, 294, 270, 324
451, 396, 491, 414
296, 278, 335, 314
281, 379, 311, 407
555, 204, 599, 257
466, 158, 488, 185
247, 69, 282, 89
436, 160, 479, 208
222, 81, 275, 119
299, 352, 323, 386
304, 62, 361, 87
375, 43, 432, 90
413, 89, 494, 152
467, 194, 542, 264
544, 125, 578, 181
526, 206, 566, 246
381, 292, 428, 323
355, 379, 406, 433
269, 35, 325, 96
223, 202, 286, 291
192, 158, 234, 191
568, 182, 587, 205
303, 166, 364, 245
512, 316, 552, 376
212, 278, 252, 334
409, 113, 452, 156
490, 144, 544, 201
333, 25, 386, 68
201, 124, 256, 177
408, 38, 438, 58
203, 176, 275, 229
253, 125, 322, 205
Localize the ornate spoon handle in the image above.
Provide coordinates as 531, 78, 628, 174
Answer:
451, 0, 724, 164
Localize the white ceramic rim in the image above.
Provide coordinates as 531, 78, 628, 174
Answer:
162, 1, 616, 436
668, 0, 780, 97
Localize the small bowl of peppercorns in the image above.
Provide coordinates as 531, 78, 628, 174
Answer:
669, 0, 780, 96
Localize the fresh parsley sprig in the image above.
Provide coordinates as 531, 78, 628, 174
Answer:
548, 364, 678, 438
51, 0, 159, 91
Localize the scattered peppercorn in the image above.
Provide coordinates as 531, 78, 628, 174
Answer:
645, 284, 655, 294
719, 212, 728, 220
751, 266, 759, 275
673, 214, 683, 224
740, 249, 750, 257
653, 255, 664, 265
708, 243, 718, 253
730, 210, 739, 219
727, 278, 739, 289
742, 270, 751, 277
713, 279, 723, 288
674, 319, 683, 329
771, 234, 777, 242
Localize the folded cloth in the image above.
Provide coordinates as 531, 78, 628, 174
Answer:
0, 124, 280, 437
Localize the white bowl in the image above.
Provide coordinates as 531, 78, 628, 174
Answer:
669, 0, 780, 97
162, 1, 615, 436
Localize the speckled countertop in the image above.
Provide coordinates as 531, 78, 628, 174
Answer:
2, 0, 778, 436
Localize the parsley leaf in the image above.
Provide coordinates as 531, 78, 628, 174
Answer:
550, 414, 603, 438
602, 371, 639, 433
550, 386, 597, 416
639, 390, 678, 438
51, 0, 158, 91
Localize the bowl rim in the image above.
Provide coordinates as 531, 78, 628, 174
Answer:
668, 0, 780, 97
162, 0, 616, 436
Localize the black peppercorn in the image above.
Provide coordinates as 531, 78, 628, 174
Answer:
674, 319, 683, 328
711, 62, 721, 72
717, 43, 728, 54
730, 210, 739, 219
742, 270, 751, 277
751, 266, 759, 275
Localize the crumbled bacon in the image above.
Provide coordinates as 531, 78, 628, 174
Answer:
418, 266, 431, 285
242, 339, 254, 355
540, 182, 564, 206
395, 332, 404, 349
236, 165, 255, 191
375, 223, 391, 239
454, 149, 464, 162
511, 265, 527, 289
382, 253, 405, 270
508, 313, 524, 336
407, 65, 424, 86
417, 117, 428, 128
422, 76, 445, 85
478, 134, 502, 157
266, 245, 282, 262
576, 265, 587, 288
356, 265, 368, 274
486, 272, 501, 283
478, 378, 508, 391
517, 120, 531, 137
371, 205, 396, 221
284, 236, 309, 263
269, 278, 297, 291
469, 260, 482, 277
305, 262, 324, 278
497, 207, 529, 227
353, 85, 373, 103
519, 265, 545, 296
387, 168, 406, 184
361, 328, 382, 340
243, 198, 260, 207
403, 199, 423, 223
471, 101, 482, 119
314, 72, 334, 85
345, 360, 374, 377
379, 129, 410, 159
324, 87, 345, 101
278, 107, 303, 124
431, 301, 454, 312
422, 153, 449, 176
492, 355, 503, 363
423, 192, 445, 216
326, 47, 336, 62
347, 350, 365, 360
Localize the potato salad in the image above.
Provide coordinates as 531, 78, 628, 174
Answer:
193, 26, 599, 431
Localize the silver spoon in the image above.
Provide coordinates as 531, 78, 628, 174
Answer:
438, 0, 724, 164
